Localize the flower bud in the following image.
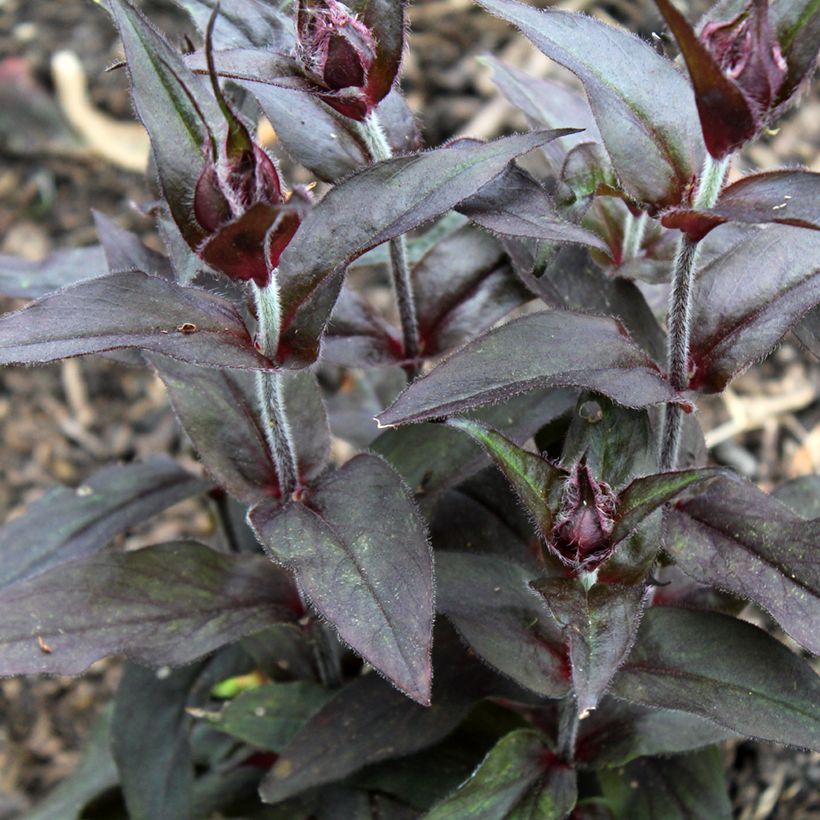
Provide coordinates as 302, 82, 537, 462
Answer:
550, 462, 616, 572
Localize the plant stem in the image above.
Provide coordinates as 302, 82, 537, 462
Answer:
251, 279, 298, 497
659, 154, 730, 469
359, 111, 421, 380
622, 210, 648, 261
308, 619, 343, 689
557, 696, 580, 763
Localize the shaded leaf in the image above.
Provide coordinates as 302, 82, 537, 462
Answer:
201, 681, 334, 751
250, 454, 434, 704
92, 210, 173, 279
772, 475, 820, 519
275, 129, 578, 367
0, 541, 302, 676
597, 746, 732, 819
437, 551, 569, 698
665, 475, 820, 654
0, 457, 208, 588
0, 272, 272, 370
575, 697, 734, 768
612, 467, 723, 544
478, 0, 704, 210
109, 0, 221, 247
175, 0, 296, 51
447, 419, 565, 537
612, 607, 820, 750
533, 579, 648, 713
688, 223, 820, 391
260, 631, 514, 803
794, 304, 820, 357
426, 729, 577, 820
377, 310, 679, 426
356, 0, 406, 109
663, 170, 820, 241
0, 245, 108, 299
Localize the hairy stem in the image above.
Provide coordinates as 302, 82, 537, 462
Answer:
252, 280, 298, 497
359, 111, 421, 380
660, 154, 730, 469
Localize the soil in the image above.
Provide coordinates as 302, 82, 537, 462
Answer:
0, 0, 818, 817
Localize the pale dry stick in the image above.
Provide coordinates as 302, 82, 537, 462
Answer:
60, 359, 95, 428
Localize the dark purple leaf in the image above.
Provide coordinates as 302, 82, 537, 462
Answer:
794, 305, 820, 358
447, 418, 565, 538
0, 457, 208, 588
772, 475, 820, 519
324, 287, 403, 367
533, 579, 648, 713
436, 551, 569, 698
108, 0, 222, 248
612, 607, 820, 750
477, 0, 704, 210
260, 630, 513, 803
769, 0, 820, 114
373, 389, 577, 515
654, 0, 756, 158
688, 224, 820, 392
457, 165, 609, 251
575, 697, 735, 768
612, 468, 724, 544
149, 355, 279, 505
414, 225, 530, 356
377, 310, 680, 426
0, 246, 108, 299
0, 541, 303, 676
426, 730, 577, 819
597, 746, 732, 819
275, 129, 578, 367
250, 454, 434, 704
355, 0, 406, 109
175, 0, 296, 51
649, 564, 746, 615
663, 171, 820, 241
665, 475, 820, 654
0, 272, 272, 370
92, 211, 173, 279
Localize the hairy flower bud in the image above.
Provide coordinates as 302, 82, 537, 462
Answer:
700, 0, 787, 118
550, 462, 617, 572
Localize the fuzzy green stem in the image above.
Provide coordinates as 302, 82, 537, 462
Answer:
359, 111, 421, 380
251, 279, 298, 497
660, 154, 730, 469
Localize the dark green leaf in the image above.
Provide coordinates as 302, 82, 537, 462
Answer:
575, 697, 734, 768
533, 579, 648, 713
250, 454, 434, 704
0, 246, 108, 299
597, 746, 732, 820
26, 707, 118, 820
478, 0, 704, 210
377, 311, 679, 426
664, 171, 820, 241
612, 467, 723, 544
0, 272, 272, 370
612, 607, 820, 750
426, 730, 577, 820
665, 475, 820, 654
447, 419, 565, 537
437, 551, 569, 698
0, 541, 302, 676
275, 129, 578, 367
0, 457, 208, 588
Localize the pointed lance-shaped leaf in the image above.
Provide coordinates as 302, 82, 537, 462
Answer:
0, 245, 109, 299
612, 467, 725, 544
662, 170, 820, 241
0, 457, 209, 589
377, 310, 681, 427
274, 129, 579, 368
533, 578, 648, 714
665, 475, 820, 655
0, 541, 303, 677
250, 454, 434, 705
108, 0, 223, 247
426, 730, 577, 820
654, 0, 757, 158
436, 551, 570, 698
611, 607, 820, 750
447, 418, 566, 537
687, 223, 820, 392
0, 272, 272, 370
477, 0, 705, 211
